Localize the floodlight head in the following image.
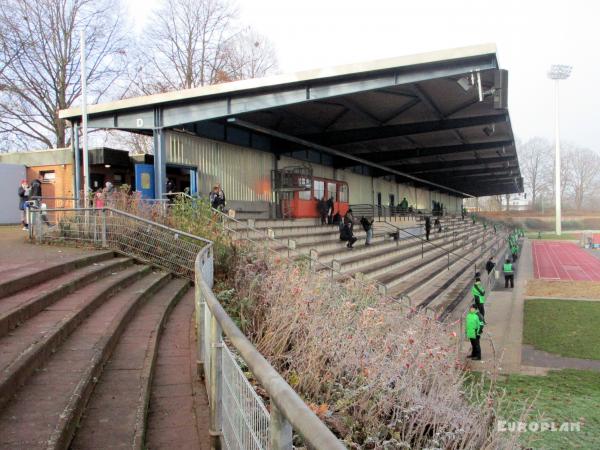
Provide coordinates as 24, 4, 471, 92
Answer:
548, 64, 572, 80
457, 76, 472, 91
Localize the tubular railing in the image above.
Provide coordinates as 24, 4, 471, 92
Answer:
376, 218, 484, 272
28, 206, 345, 449
28, 207, 211, 280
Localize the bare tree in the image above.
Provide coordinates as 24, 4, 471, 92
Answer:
142, 0, 238, 92
223, 26, 278, 81
517, 137, 552, 209
567, 147, 600, 210
0, 0, 129, 150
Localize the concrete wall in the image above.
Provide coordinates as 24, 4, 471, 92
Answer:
0, 164, 26, 224
166, 132, 462, 215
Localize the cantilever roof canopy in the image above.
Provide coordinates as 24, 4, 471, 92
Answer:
60, 43, 523, 197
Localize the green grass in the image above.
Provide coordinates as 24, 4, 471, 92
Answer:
524, 299, 600, 360
492, 370, 600, 449
526, 232, 580, 240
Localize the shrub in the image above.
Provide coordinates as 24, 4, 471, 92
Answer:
223, 248, 524, 449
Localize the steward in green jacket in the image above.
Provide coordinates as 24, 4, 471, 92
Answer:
504, 259, 514, 288
466, 305, 482, 360
471, 277, 486, 316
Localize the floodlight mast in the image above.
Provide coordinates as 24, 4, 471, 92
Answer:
547, 64, 572, 236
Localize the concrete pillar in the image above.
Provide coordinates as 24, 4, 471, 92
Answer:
153, 108, 166, 199
73, 123, 81, 204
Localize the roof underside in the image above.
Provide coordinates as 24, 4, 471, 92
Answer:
61, 44, 523, 197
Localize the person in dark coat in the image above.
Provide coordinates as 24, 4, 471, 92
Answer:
434, 217, 442, 233
360, 216, 374, 246
486, 257, 496, 275
317, 197, 328, 225
341, 209, 357, 248
29, 174, 43, 206
424, 216, 431, 241
326, 196, 334, 224
18, 179, 30, 230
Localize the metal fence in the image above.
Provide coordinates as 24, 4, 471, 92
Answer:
29, 207, 210, 280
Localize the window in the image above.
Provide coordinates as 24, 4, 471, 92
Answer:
327, 182, 337, 201
339, 183, 348, 202
314, 180, 325, 200
41, 170, 55, 182
298, 176, 312, 200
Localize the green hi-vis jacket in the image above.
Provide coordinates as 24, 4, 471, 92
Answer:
471, 282, 486, 304
504, 263, 514, 274
466, 311, 482, 339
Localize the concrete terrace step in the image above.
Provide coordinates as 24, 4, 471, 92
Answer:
145, 288, 210, 449
0, 270, 171, 449
389, 233, 502, 300
0, 256, 133, 338
329, 227, 476, 275
362, 230, 488, 288
0, 263, 150, 410
71, 278, 189, 449
0, 251, 115, 300
365, 230, 485, 290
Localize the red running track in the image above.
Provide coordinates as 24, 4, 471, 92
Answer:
532, 241, 600, 281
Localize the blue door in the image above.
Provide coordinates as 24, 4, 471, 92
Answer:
190, 168, 198, 195
135, 164, 155, 199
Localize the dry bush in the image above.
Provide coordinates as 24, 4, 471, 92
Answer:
227, 250, 524, 449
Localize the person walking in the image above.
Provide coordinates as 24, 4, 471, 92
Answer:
360, 216, 374, 246
471, 276, 486, 317
399, 197, 409, 213
511, 244, 519, 262
342, 209, 357, 248
485, 257, 496, 275
503, 258, 514, 288
466, 305, 482, 360
424, 216, 431, 241
434, 217, 442, 233
18, 179, 30, 230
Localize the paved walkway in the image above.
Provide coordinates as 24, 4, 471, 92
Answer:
475, 239, 531, 373
0, 226, 104, 279
521, 344, 600, 372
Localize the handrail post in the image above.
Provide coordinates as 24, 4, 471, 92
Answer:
270, 402, 293, 449
195, 277, 206, 377
209, 311, 223, 449
101, 209, 107, 248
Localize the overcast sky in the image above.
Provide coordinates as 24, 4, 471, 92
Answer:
128, 0, 599, 149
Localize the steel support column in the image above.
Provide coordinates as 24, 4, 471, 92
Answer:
153, 108, 166, 199
73, 122, 81, 204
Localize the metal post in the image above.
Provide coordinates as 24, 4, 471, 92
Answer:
101, 209, 107, 248
80, 31, 90, 207
72, 124, 81, 206
209, 313, 223, 449
153, 108, 166, 200
270, 403, 293, 449
195, 281, 205, 377
554, 79, 562, 236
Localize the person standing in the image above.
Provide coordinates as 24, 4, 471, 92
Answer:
486, 257, 496, 275
342, 209, 357, 248
466, 304, 482, 360
399, 197, 408, 213
18, 179, 30, 230
425, 216, 431, 241
434, 217, 442, 233
326, 196, 334, 224
503, 258, 514, 288
317, 197, 328, 225
471, 276, 486, 317
209, 184, 226, 211
30, 173, 43, 207
360, 216, 374, 246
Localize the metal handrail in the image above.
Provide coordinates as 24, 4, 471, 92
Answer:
377, 219, 481, 267
195, 253, 345, 449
